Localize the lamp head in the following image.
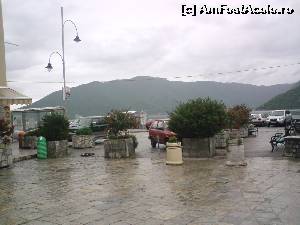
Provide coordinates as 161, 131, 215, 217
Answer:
74, 35, 81, 42
45, 62, 53, 72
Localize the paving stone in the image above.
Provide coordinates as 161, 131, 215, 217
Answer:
0, 130, 299, 225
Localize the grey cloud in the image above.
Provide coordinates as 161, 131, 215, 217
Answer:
2, 0, 300, 102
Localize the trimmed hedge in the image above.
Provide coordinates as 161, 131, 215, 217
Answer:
169, 98, 227, 138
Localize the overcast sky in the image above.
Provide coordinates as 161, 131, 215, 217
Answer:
2, 0, 300, 102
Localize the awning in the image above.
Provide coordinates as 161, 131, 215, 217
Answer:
0, 86, 32, 105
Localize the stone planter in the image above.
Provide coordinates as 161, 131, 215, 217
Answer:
229, 128, 249, 139
104, 138, 135, 159
229, 129, 240, 139
47, 140, 69, 158
182, 137, 215, 158
20, 136, 37, 149
72, 135, 94, 149
283, 136, 300, 158
0, 145, 12, 168
239, 127, 249, 138
226, 138, 247, 166
215, 130, 229, 149
166, 142, 183, 165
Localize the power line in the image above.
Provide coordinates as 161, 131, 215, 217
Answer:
4, 41, 19, 46
173, 61, 300, 80
7, 81, 74, 84
6, 61, 300, 84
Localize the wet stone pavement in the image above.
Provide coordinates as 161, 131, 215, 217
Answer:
0, 129, 300, 225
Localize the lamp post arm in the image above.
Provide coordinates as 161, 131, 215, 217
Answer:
48, 51, 63, 64
64, 19, 80, 36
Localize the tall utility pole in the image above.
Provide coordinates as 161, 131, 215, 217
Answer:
61, 7, 66, 104
45, 6, 81, 116
0, 0, 7, 86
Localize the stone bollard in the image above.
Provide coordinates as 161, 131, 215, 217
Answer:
226, 138, 247, 166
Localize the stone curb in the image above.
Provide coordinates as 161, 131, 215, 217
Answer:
13, 154, 37, 163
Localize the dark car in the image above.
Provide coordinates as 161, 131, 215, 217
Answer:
250, 112, 269, 127
148, 119, 176, 147
291, 110, 300, 132
69, 116, 108, 139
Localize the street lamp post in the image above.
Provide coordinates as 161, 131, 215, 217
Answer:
45, 6, 81, 115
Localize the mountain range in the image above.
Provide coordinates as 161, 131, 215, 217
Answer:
258, 82, 300, 110
29, 76, 295, 118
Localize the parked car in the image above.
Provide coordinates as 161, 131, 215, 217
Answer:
290, 110, 300, 133
69, 119, 79, 129
69, 116, 108, 138
266, 110, 292, 127
250, 113, 269, 127
148, 119, 176, 147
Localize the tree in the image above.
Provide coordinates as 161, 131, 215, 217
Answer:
227, 104, 251, 129
168, 98, 227, 138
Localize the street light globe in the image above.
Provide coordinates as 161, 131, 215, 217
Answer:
74, 35, 81, 42
45, 62, 53, 72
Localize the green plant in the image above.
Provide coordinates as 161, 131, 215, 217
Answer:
168, 136, 178, 143
0, 119, 13, 145
168, 97, 227, 138
76, 127, 93, 135
39, 113, 69, 141
227, 104, 251, 129
105, 110, 136, 138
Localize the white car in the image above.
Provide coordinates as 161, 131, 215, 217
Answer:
267, 110, 292, 127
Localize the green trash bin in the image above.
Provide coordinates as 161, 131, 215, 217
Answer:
37, 136, 47, 159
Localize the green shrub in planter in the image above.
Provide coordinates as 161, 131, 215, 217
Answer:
168, 136, 178, 143
0, 119, 13, 145
169, 97, 227, 138
39, 113, 69, 141
104, 110, 137, 159
76, 127, 93, 135
105, 110, 136, 137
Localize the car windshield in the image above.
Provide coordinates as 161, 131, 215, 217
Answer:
251, 114, 260, 118
262, 113, 269, 118
291, 111, 300, 116
271, 111, 284, 116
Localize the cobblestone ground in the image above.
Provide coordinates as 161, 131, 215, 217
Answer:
1, 131, 300, 225
245, 127, 285, 158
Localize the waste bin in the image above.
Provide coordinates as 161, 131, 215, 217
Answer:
37, 136, 47, 159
